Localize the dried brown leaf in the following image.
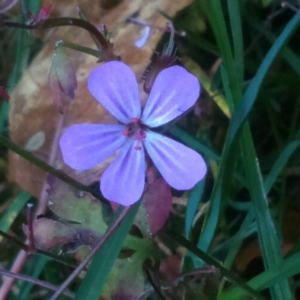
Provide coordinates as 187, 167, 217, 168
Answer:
9, 0, 194, 200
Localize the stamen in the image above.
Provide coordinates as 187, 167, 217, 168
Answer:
131, 117, 139, 123
123, 129, 129, 136
133, 129, 146, 151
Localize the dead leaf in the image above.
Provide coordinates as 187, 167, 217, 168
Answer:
9, 0, 194, 201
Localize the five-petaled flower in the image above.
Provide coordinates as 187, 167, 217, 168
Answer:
59, 61, 207, 206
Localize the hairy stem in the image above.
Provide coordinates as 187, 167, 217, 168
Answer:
0, 18, 119, 61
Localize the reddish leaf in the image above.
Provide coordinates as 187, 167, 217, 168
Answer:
110, 180, 172, 237
0, 86, 10, 101
143, 176, 172, 235
160, 254, 182, 281
49, 47, 77, 113
134, 170, 172, 237
111, 168, 172, 236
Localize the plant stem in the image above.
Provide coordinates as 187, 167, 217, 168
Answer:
0, 133, 95, 196
56, 40, 101, 59
26, 203, 36, 253
50, 206, 132, 300
0, 18, 119, 61
0, 230, 77, 268
0, 268, 75, 298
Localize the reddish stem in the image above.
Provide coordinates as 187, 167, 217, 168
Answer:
0, 268, 75, 298
26, 203, 36, 253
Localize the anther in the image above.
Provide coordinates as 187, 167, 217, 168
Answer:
123, 129, 129, 136
131, 117, 139, 123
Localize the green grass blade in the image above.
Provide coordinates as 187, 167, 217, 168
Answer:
217, 209, 255, 297
219, 138, 300, 296
222, 251, 300, 300
228, 10, 300, 144
0, 0, 41, 132
240, 126, 292, 299
245, 13, 300, 75
18, 255, 49, 297
168, 232, 266, 300
196, 7, 300, 298
0, 191, 31, 243
74, 202, 140, 300
185, 179, 206, 239
227, 0, 244, 85
169, 126, 220, 161
264, 140, 300, 192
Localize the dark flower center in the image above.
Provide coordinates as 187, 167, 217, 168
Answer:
122, 117, 148, 151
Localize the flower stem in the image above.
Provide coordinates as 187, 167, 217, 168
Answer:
0, 18, 119, 61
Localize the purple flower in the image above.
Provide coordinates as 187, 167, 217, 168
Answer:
59, 61, 207, 206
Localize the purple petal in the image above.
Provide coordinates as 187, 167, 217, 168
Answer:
141, 66, 200, 128
101, 139, 146, 206
88, 62, 141, 124
135, 26, 151, 48
144, 131, 207, 189
60, 124, 126, 170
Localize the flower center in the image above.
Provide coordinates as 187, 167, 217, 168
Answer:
122, 117, 147, 151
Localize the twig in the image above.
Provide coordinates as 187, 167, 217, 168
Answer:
49, 206, 132, 300
0, 268, 75, 298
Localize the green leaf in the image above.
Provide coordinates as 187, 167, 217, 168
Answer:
47, 177, 107, 235
49, 46, 77, 113
245, 13, 300, 76
185, 179, 206, 239
169, 126, 220, 161
0, 191, 31, 243
75, 202, 141, 300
